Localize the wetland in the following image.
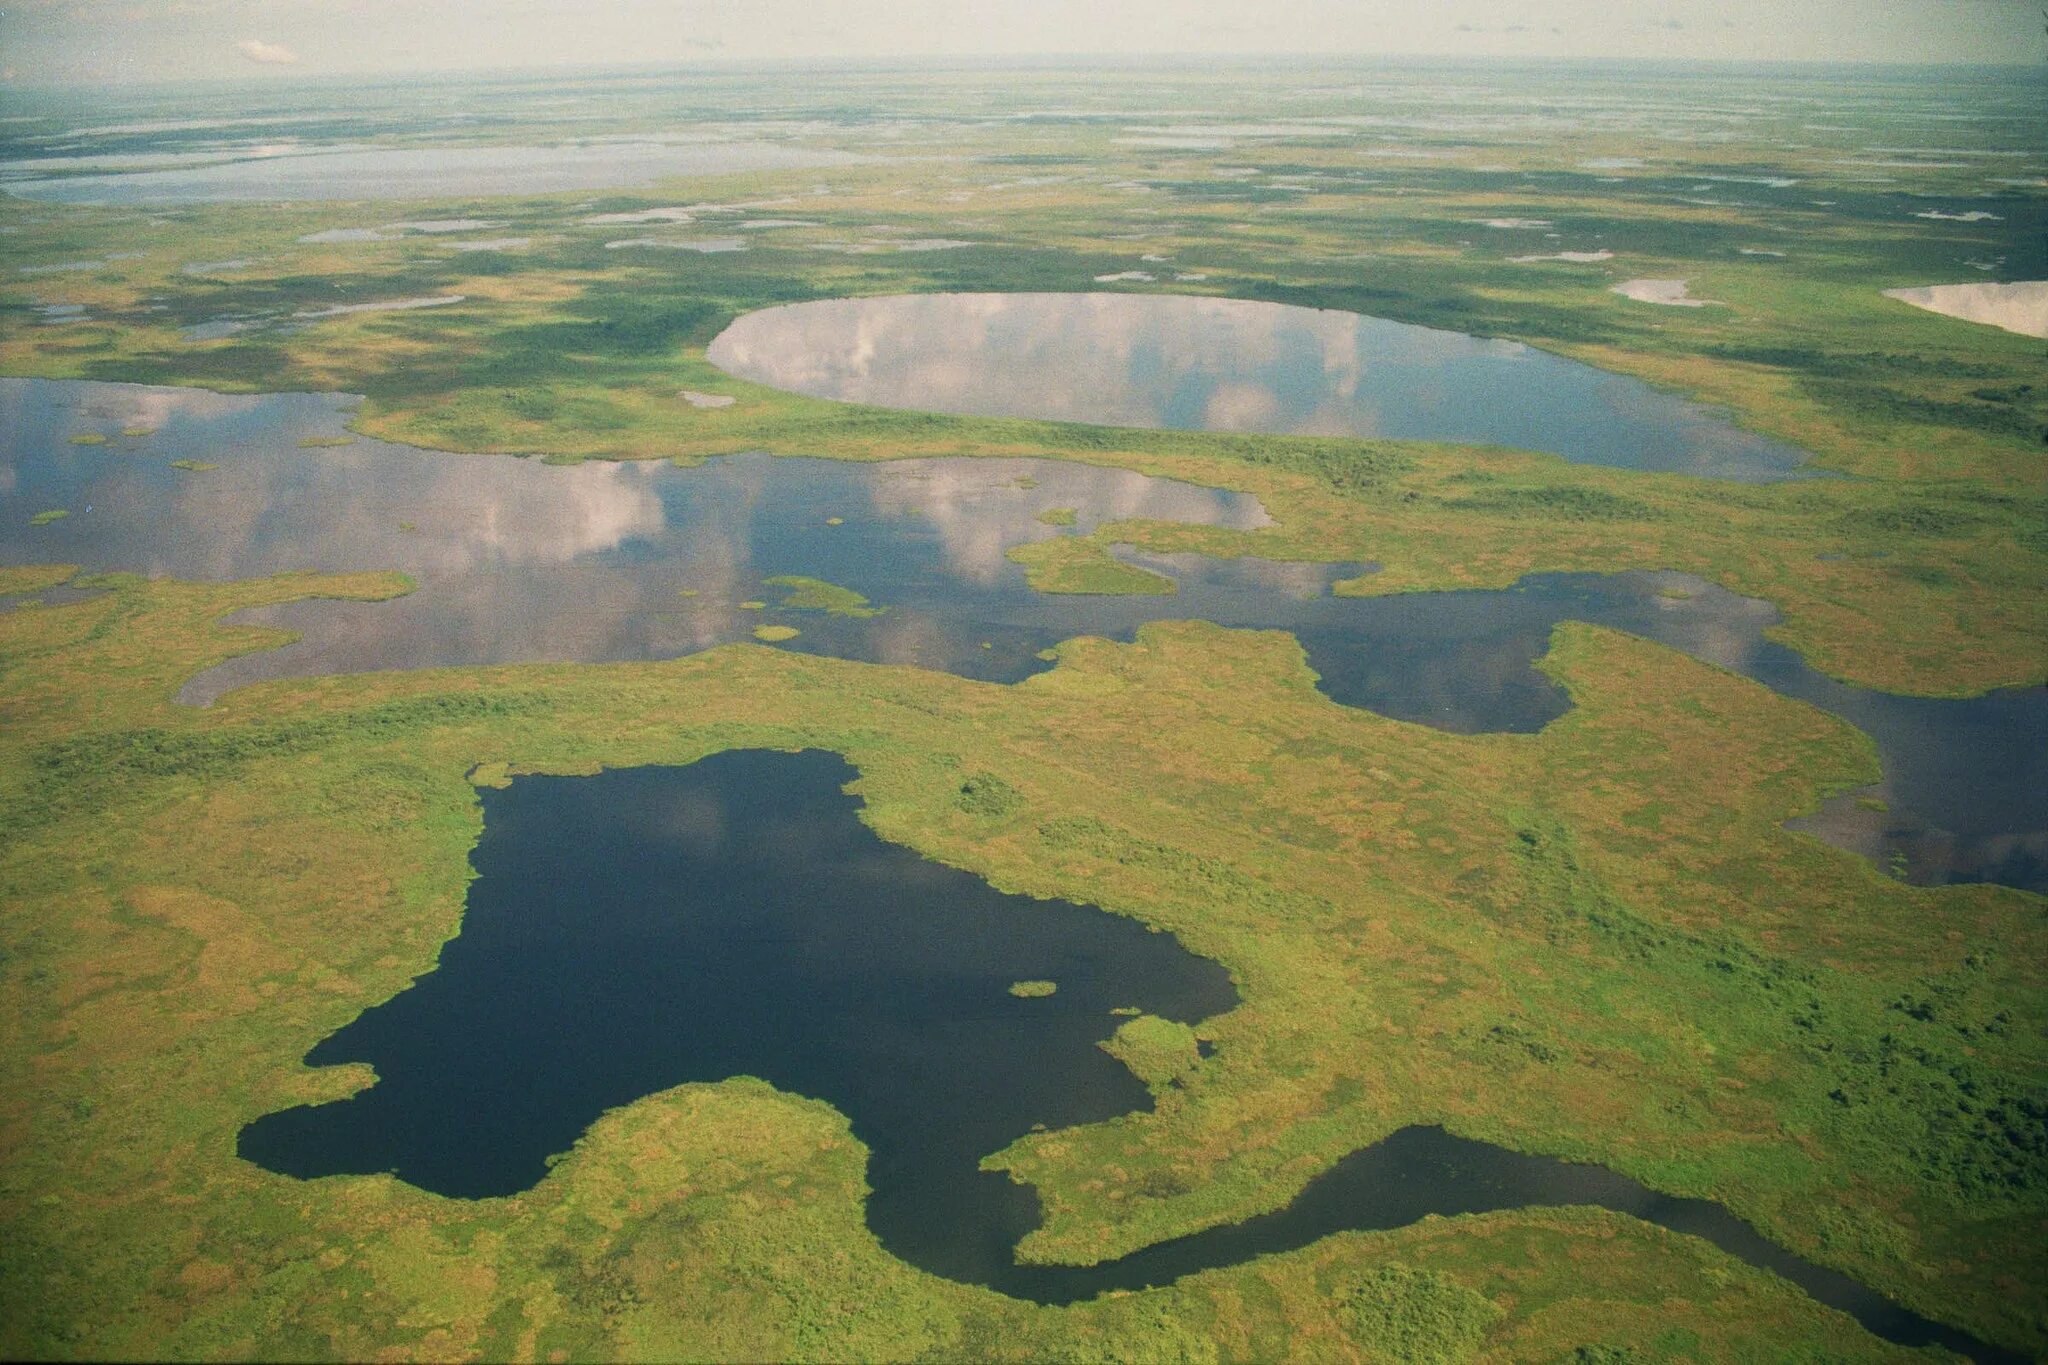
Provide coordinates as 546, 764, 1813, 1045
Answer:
5, 376, 2039, 891
2, 53, 2044, 1365
241, 750, 2009, 1361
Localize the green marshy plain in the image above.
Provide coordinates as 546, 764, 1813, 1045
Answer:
0, 60, 2043, 1361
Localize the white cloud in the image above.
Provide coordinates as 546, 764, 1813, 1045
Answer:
235, 38, 299, 64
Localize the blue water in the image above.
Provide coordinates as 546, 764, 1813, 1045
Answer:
237, 753, 2015, 1362
3, 377, 2037, 892
707, 292, 1818, 481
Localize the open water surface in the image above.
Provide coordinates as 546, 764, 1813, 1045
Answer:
3, 376, 2038, 891
707, 292, 1819, 481
238, 752, 2016, 1362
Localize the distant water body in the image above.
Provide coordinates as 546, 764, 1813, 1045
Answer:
708, 292, 1818, 481
2, 376, 2039, 893
0, 139, 868, 204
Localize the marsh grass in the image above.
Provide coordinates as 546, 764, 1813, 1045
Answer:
764, 575, 885, 618
1, 67, 2043, 1359
0, 570, 2035, 1357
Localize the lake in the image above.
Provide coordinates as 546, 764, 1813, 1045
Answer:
3, 377, 2038, 892
707, 292, 1818, 481
237, 752, 2011, 1362
239, 751, 1240, 1284
3, 376, 2039, 891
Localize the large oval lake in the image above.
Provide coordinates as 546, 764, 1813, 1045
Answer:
707, 292, 1816, 482
2, 377, 2039, 893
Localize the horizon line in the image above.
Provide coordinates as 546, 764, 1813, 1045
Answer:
4, 49, 2045, 95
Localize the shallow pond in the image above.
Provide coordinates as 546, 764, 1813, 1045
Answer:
1883, 279, 2048, 341
3, 378, 2038, 892
238, 753, 2009, 1361
706, 293, 1816, 481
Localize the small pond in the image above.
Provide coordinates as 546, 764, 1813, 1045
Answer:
238, 752, 2010, 1362
3, 378, 2038, 892
706, 292, 1816, 481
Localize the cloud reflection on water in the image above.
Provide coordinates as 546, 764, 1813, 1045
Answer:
1, 377, 2035, 894
708, 292, 1813, 480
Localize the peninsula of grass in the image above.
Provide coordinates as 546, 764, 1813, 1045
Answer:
1101, 1014, 1203, 1096
764, 574, 884, 617
1008, 538, 1177, 595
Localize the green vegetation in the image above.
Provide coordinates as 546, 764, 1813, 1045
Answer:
1337, 1264, 1504, 1362
956, 772, 1024, 819
28, 509, 70, 525
0, 70, 2040, 702
0, 569, 2036, 1357
1101, 1015, 1203, 1097
0, 565, 74, 594
1037, 507, 1078, 527
764, 574, 885, 618
1, 60, 2043, 1362
298, 434, 357, 448
1008, 539, 1178, 595
2, 115, 2041, 696
753, 624, 801, 642
1008, 980, 1058, 998
169, 459, 217, 471
65, 433, 106, 446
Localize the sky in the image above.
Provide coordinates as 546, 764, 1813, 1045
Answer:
1, 0, 2043, 86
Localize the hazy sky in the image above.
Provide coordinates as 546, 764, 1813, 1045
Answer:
2, 0, 2043, 86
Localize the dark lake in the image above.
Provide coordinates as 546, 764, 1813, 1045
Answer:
8, 378, 2039, 892
240, 752, 1240, 1290
707, 292, 1816, 481
3, 377, 2038, 892
238, 752, 2011, 1362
